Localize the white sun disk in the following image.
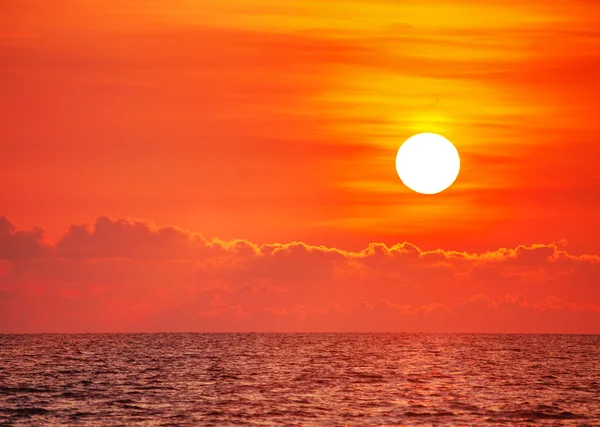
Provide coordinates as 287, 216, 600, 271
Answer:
396, 133, 460, 194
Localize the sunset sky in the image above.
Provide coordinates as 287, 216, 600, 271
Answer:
1, 0, 599, 332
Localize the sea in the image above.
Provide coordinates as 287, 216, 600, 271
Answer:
1, 333, 599, 426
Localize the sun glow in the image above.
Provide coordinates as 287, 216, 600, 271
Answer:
395, 133, 460, 195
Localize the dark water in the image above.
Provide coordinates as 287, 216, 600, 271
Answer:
1, 334, 599, 426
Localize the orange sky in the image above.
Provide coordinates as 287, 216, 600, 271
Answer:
1, 0, 599, 332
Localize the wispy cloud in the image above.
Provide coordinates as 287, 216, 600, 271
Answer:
1, 0, 599, 249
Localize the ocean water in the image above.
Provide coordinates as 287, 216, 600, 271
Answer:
1, 334, 599, 426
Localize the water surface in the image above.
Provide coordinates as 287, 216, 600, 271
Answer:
1, 333, 599, 425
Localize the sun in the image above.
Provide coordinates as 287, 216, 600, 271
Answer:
395, 133, 460, 194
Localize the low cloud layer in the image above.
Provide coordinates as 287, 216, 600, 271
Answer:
0, 216, 598, 333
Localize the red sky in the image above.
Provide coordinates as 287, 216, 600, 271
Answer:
1, 0, 599, 332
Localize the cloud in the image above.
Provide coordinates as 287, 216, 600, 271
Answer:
0, 216, 49, 259
56, 216, 227, 260
0, 216, 598, 332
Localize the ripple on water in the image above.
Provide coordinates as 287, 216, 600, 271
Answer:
0, 333, 599, 426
